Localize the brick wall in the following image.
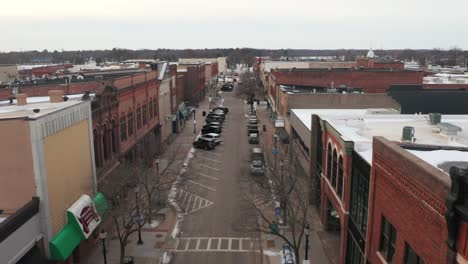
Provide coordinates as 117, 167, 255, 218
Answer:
366, 137, 451, 263
271, 69, 423, 93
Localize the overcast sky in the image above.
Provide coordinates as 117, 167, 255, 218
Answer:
1, 0, 467, 51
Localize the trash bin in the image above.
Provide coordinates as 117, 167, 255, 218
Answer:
124, 256, 134, 264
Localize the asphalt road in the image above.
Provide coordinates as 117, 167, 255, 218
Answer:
172, 87, 264, 264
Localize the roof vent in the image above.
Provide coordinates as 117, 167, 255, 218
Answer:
402, 126, 415, 141
437, 123, 462, 136
16, 94, 27, 106
429, 113, 442, 125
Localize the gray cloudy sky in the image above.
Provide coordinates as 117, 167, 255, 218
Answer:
1, 0, 467, 51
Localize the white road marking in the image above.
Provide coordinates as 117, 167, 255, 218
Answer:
196, 150, 223, 157
188, 180, 216, 191
174, 237, 260, 252
192, 162, 220, 171
196, 156, 222, 163
197, 173, 219, 181
177, 189, 214, 215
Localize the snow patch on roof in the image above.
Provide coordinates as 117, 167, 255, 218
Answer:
408, 150, 468, 174
158, 62, 168, 80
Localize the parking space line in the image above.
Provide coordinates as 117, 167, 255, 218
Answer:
192, 162, 220, 171
188, 180, 216, 191
196, 150, 223, 157
197, 173, 219, 181
196, 156, 222, 163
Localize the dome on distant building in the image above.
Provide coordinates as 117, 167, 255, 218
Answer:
367, 49, 375, 59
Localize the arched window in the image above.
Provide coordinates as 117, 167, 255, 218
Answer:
153, 99, 158, 117
332, 149, 337, 187
127, 111, 134, 136
137, 106, 142, 129
120, 115, 127, 142
326, 143, 332, 179
142, 104, 147, 125
149, 98, 153, 120
337, 156, 344, 199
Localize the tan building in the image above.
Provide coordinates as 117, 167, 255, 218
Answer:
157, 62, 176, 148
179, 57, 227, 75
0, 91, 107, 262
0, 64, 19, 84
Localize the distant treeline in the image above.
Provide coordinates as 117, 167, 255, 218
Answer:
0, 48, 466, 67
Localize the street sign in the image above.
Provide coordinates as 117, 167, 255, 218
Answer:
273, 149, 279, 155
269, 223, 279, 234
275, 207, 280, 216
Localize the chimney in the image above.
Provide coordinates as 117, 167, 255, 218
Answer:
16, 94, 27, 106
48, 90, 65, 103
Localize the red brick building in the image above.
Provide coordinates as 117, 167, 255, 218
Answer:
306, 111, 468, 264
177, 63, 206, 106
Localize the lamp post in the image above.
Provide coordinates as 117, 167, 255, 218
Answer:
155, 159, 161, 206
134, 186, 143, 245
274, 133, 278, 170
193, 109, 197, 134
304, 224, 311, 263
99, 229, 107, 264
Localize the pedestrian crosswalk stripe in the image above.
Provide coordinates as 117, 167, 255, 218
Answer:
177, 189, 214, 215
174, 237, 261, 252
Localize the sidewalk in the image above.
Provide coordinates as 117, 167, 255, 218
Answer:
256, 102, 331, 264
83, 97, 213, 264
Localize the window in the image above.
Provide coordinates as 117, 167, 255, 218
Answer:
142, 104, 147, 125
327, 143, 332, 179
350, 152, 370, 237
137, 106, 142, 129
127, 112, 134, 136
332, 149, 337, 187
379, 216, 396, 263
149, 98, 153, 120
337, 156, 344, 198
405, 243, 424, 264
120, 115, 127, 141
153, 99, 158, 117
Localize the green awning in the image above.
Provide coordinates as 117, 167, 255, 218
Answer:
49, 220, 83, 261
49, 192, 109, 261
93, 192, 109, 216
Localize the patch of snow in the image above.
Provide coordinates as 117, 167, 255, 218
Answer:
407, 149, 468, 174
0, 217, 6, 223
160, 252, 173, 264
263, 250, 281, 256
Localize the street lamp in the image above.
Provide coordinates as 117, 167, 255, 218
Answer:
274, 133, 278, 170
304, 224, 311, 263
99, 229, 107, 264
134, 186, 143, 245
193, 109, 197, 134
155, 159, 161, 206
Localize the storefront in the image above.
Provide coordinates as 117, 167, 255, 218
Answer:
49, 192, 108, 263
174, 102, 189, 133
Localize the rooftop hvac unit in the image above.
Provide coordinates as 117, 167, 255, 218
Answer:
429, 113, 442, 125
402, 126, 415, 141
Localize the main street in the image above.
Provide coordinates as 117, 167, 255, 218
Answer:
172, 86, 264, 263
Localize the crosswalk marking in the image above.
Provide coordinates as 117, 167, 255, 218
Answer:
174, 237, 260, 252
176, 189, 214, 215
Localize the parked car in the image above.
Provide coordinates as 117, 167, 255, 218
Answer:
193, 137, 216, 150
203, 124, 221, 130
206, 116, 224, 123
213, 107, 229, 113
221, 83, 234, 91
205, 121, 222, 127
201, 133, 222, 145
208, 113, 225, 120
250, 148, 265, 175
249, 119, 258, 125
247, 124, 259, 135
202, 126, 222, 134
248, 133, 259, 144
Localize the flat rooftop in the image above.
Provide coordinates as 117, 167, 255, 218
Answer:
291, 109, 468, 174
0, 94, 91, 120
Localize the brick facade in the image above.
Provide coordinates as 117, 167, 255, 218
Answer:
366, 137, 454, 264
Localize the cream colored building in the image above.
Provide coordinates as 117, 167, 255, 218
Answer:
0, 90, 97, 259
157, 62, 176, 148
0, 64, 19, 84
178, 57, 227, 75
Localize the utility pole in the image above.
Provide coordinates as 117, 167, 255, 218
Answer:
193, 109, 197, 134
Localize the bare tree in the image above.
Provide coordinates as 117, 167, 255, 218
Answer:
236, 71, 263, 102
102, 164, 150, 264
238, 149, 310, 261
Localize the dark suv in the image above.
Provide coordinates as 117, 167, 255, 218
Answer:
202, 126, 222, 134
193, 137, 216, 150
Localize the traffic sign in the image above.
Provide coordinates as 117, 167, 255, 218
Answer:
275, 207, 280, 216
273, 149, 279, 155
